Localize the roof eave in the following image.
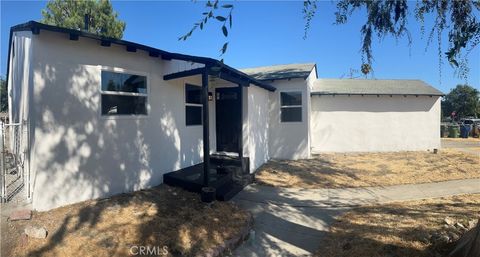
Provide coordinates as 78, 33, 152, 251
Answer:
255, 74, 311, 82
10, 21, 275, 92
311, 92, 445, 97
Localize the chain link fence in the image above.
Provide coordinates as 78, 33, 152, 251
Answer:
0, 120, 28, 203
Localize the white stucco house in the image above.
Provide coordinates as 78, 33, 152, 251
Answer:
5, 21, 443, 211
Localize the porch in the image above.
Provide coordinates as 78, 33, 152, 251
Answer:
161, 64, 274, 201
163, 154, 251, 201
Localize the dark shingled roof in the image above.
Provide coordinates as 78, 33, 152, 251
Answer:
312, 79, 444, 96
6, 21, 276, 91
240, 63, 316, 81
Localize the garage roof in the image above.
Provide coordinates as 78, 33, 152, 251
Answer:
312, 79, 444, 96
240, 63, 316, 81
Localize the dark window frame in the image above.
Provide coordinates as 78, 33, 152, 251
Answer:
185, 84, 203, 126
100, 70, 148, 117
280, 91, 302, 123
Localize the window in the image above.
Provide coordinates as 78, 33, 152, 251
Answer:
185, 84, 202, 126
101, 70, 147, 116
280, 92, 302, 122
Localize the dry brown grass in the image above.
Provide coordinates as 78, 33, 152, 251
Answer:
315, 194, 480, 257
3, 185, 250, 257
255, 149, 480, 189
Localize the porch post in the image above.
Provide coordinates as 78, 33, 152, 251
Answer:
202, 67, 210, 186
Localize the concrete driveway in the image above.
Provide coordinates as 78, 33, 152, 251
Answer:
232, 178, 480, 256
442, 138, 480, 155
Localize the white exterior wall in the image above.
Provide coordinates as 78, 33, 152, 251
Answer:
310, 95, 441, 152
246, 85, 269, 172
305, 66, 317, 156
8, 31, 33, 124
29, 31, 206, 210
7, 32, 34, 201
268, 78, 311, 159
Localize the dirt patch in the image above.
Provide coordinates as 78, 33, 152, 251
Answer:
315, 194, 480, 257
2, 185, 251, 257
255, 149, 480, 189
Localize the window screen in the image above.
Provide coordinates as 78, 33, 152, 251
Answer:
101, 70, 148, 116
280, 92, 302, 122
185, 84, 202, 126
101, 71, 147, 94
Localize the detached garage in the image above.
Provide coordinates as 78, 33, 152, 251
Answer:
310, 79, 444, 152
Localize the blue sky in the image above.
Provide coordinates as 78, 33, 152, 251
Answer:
1, 0, 479, 93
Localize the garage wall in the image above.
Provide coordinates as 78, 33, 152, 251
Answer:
311, 95, 441, 152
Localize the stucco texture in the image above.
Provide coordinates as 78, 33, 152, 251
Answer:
310, 95, 441, 152
28, 31, 206, 210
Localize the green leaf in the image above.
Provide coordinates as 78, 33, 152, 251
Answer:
216, 16, 226, 22
220, 42, 228, 54
222, 25, 228, 37
222, 4, 233, 8
450, 59, 459, 67
200, 22, 203, 30
229, 14, 232, 28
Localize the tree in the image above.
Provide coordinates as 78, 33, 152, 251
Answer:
179, 1, 233, 61
0, 77, 7, 113
182, 0, 480, 76
442, 84, 480, 119
332, 0, 480, 78
41, 0, 126, 39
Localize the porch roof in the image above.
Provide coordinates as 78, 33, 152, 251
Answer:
163, 66, 276, 91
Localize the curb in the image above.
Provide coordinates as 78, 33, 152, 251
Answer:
202, 212, 254, 257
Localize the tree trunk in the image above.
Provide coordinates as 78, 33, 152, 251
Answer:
449, 219, 480, 257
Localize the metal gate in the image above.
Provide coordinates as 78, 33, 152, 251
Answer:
1, 120, 28, 203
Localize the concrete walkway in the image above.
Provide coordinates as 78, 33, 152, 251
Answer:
232, 178, 480, 256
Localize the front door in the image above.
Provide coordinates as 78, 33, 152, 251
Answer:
216, 87, 241, 153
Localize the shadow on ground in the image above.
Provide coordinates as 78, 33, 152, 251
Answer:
315, 194, 480, 257
3, 185, 249, 257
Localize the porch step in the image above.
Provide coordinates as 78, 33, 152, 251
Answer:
216, 173, 254, 201
163, 158, 252, 201
210, 155, 250, 173
163, 163, 233, 192
216, 182, 244, 201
